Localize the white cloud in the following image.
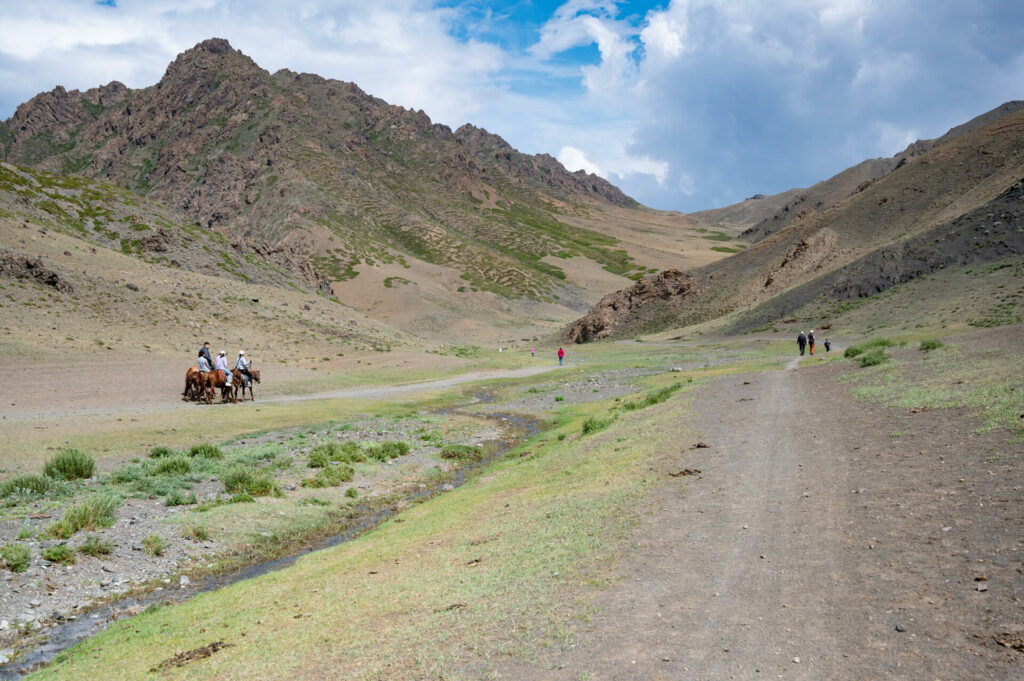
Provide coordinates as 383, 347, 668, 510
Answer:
558, 146, 603, 175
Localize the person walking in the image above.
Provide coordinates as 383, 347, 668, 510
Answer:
808, 329, 816, 355
557, 347, 565, 366
824, 338, 832, 353
797, 331, 807, 356
530, 347, 535, 358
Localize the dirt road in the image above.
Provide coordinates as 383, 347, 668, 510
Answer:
515, 357, 1022, 679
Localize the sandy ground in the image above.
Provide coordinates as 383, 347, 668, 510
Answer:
497, 356, 1023, 679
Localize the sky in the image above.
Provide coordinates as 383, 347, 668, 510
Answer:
0, 1, 1022, 212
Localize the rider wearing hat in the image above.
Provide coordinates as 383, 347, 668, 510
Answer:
214, 350, 232, 387
235, 350, 252, 386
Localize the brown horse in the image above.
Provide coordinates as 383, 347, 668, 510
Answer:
202, 370, 237, 404
182, 366, 203, 401
232, 368, 261, 402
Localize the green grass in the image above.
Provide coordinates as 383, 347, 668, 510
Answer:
42, 544, 77, 565
622, 382, 682, 411
844, 337, 895, 358
43, 448, 95, 480
221, 468, 281, 497
581, 414, 615, 435
857, 348, 890, 367
301, 464, 355, 488
189, 443, 224, 459
152, 456, 191, 476
165, 490, 198, 507
182, 525, 210, 542
0, 473, 53, 498
439, 444, 484, 462
919, 339, 943, 352
1, 543, 31, 573
78, 534, 114, 557
142, 533, 165, 557
364, 441, 410, 461
46, 493, 121, 539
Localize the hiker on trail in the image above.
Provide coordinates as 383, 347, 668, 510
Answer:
808, 330, 816, 355
557, 347, 565, 366
236, 350, 252, 385
214, 350, 232, 387
824, 338, 832, 353
197, 347, 212, 373
198, 342, 212, 370
530, 347, 535, 358
797, 331, 807, 356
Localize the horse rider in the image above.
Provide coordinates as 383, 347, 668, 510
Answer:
214, 350, 232, 388
235, 350, 252, 386
197, 345, 212, 373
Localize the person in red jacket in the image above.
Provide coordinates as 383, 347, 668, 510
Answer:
808, 329, 816, 355
557, 347, 565, 366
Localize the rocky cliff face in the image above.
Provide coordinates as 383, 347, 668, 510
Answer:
567, 269, 700, 342
1, 38, 638, 301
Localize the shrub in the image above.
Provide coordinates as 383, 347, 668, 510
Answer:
152, 456, 191, 476
299, 497, 330, 506
366, 441, 410, 462
148, 446, 177, 458
440, 444, 483, 462
182, 525, 209, 542
42, 544, 76, 565
309, 442, 365, 467
554, 395, 564, 402
0, 544, 31, 573
581, 414, 614, 436
142, 533, 165, 557
17, 525, 34, 540
164, 490, 197, 507
307, 448, 331, 469
188, 443, 223, 459
228, 493, 254, 504
301, 464, 355, 488
0, 474, 52, 498
43, 449, 95, 480
344, 487, 359, 498
111, 463, 148, 484
858, 348, 890, 367
221, 468, 280, 497
920, 339, 943, 352
845, 337, 895, 358
47, 493, 121, 538
78, 535, 114, 557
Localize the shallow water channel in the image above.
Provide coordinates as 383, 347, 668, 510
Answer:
0, 411, 540, 678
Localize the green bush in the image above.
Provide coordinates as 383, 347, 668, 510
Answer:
188, 443, 223, 459
919, 339, 944, 352
301, 464, 355, 488
845, 337, 895, 358
164, 490, 197, 507
228, 493, 254, 504
182, 525, 209, 542
43, 449, 95, 480
344, 487, 359, 498
858, 348, 890, 367
221, 468, 280, 497
47, 493, 121, 538
17, 525, 34, 540
554, 395, 564, 402
78, 535, 114, 557
366, 441, 410, 462
307, 448, 331, 469
439, 444, 484, 462
0, 544, 31, 573
0, 474, 52, 498
42, 544, 76, 565
142, 533, 164, 557
148, 446, 177, 458
581, 414, 614, 436
152, 456, 191, 476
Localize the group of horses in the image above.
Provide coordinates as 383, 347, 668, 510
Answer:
182, 365, 261, 404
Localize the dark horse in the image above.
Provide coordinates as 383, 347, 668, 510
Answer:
182, 366, 204, 402
202, 370, 237, 404
232, 367, 261, 402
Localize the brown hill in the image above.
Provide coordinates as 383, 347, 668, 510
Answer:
567, 104, 1024, 340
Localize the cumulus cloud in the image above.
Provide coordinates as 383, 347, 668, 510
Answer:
558, 146, 603, 175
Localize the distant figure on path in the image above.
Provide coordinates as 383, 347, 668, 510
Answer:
808, 330, 816, 355
198, 341, 212, 370
797, 331, 807, 356
557, 347, 565, 366
824, 338, 832, 353
530, 347, 535, 358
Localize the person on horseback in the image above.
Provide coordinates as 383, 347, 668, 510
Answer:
197, 345, 212, 373
214, 350, 232, 388
235, 350, 252, 387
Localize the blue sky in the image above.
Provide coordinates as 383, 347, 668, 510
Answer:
1, 1, 1022, 211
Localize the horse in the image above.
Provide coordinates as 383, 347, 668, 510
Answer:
182, 366, 203, 401
202, 369, 237, 404
232, 367, 261, 402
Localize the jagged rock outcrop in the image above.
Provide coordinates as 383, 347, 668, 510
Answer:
0, 251, 74, 292
567, 269, 700, 343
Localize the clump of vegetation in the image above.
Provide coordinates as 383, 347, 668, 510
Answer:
344, 487, 359, 498
365, 441, 410, 462
142, 533, 165, 557
299, 497, 330, 506
78, 534, 114, 557
623, 383, 682, 411
581, 414, 615, 436
43, 448, 95, 480
440, 444, 484, 462
42, 544, 76, 565
182, 525, 209, 542
919, 339, 944, 352
307, 441, 365, 468
301, 464, 355, 488
228, 493, 255, 504
47, 493, 121, 538
152, 456, 191, 476
148, 446, 178, 458
554, 395, 564, 402
858, 348, 890, 367
17, 525, 34, 540
0, 474, 53, 498
188, 443, 223, 459
164, 490, 197, 507
844, 337, 895, 358
221, 468, 280, 497
0, 544, 31, 573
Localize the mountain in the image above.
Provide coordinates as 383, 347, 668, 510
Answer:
1, 38, 730, 342
568, 103, 1024, 341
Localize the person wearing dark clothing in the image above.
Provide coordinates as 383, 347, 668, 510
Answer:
824, 338, 832, 353
808, 330, 816, 355
797, 332, 807, 356
198, 342, 212, 370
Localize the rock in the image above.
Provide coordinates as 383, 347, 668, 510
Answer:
670, 367, 683, 372
100, 579, 112, 588
975, 583, 989, 592
0, 650, 9, 664
0, 620, 9, 631
895, 623, 907, 632
132, 543, 143, 551
28, 598, 41, 608
792, 657, 800, 664
441, 484, 454, 491
179, 575, 191, 588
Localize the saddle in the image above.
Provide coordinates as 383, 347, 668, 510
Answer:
216, 370, 228, 381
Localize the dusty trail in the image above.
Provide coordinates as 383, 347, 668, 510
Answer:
515, 356, 1021, 680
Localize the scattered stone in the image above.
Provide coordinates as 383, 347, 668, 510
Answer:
28, 599, 41, 608
0, 620, 9, 631
179, 576, 191, 589
692, 442, 710, 449
792, 657, 800, 664
668, 469, 701, 477
975, 583, 988, 592
150, 641, 234, 672
895, 623, 907, 632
